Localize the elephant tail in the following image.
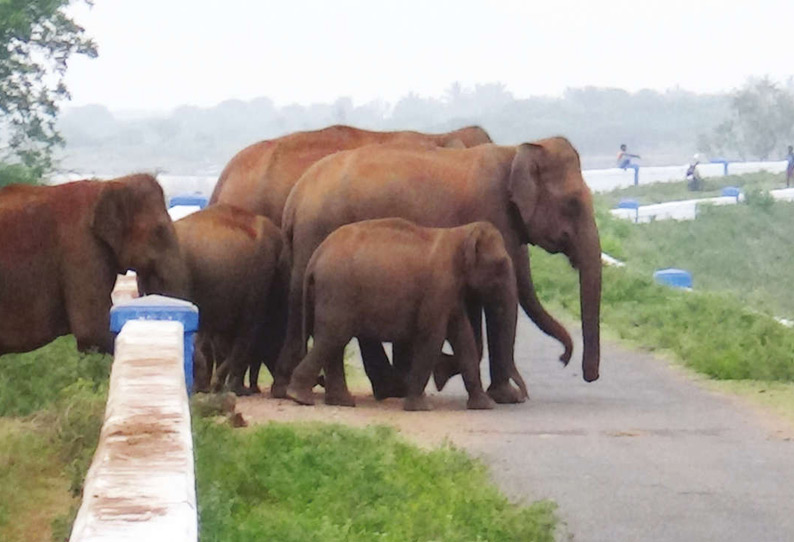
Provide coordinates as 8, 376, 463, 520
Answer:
301, 269, 315, 360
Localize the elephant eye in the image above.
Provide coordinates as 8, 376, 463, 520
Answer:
562, 197, 580, 218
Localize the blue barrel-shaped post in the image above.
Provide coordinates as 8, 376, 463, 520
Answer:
110, 295, 199, 394
721, 186, 741, 201
168, 193, 208, 209
631, 165, 640, 186
653, 268, 693, 289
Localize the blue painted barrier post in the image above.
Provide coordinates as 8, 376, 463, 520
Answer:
710, 159, 730, 176
631, 164, 640, 186
721, 186, 741, 202
653, 268, 693, 290
617, 198, 640, 223
169, 193, 209, 209
110, 294, 199, 394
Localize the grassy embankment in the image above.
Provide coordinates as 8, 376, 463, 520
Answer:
0, 338, 109, 542
532, 170, 794, 420
2, 339, 556, 542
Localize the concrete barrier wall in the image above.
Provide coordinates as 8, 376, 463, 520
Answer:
69, 320, 197, 542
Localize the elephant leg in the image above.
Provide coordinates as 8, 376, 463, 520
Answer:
192, 335, 212, 393
359, 338, 406, 400
433, 299, 483, 391
511, 243, 573, 364
323, 346, 355, 407
223, 337, 256, 397
447, 312, 494, 410
392, 341, 412, 380
403, 332, 445, 412
287, 333, 346, 406
272, 273, 306, 398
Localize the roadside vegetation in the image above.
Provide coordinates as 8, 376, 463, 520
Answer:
193, 419, 556, 542
598, 170, 789, 208
534, 171, 794, 384
0, 337, 110, 542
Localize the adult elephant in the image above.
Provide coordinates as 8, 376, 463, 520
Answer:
0, 174, 187, 356
273, 137, 601, 401
143, 204, 286, 395
212, 124, 573, 393
209, 124, 493, 226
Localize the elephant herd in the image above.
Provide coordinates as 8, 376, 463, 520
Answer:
0, 124, 602, 411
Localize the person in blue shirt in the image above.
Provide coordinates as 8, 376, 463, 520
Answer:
786, 145, 794, 188
616, 144, 640, 169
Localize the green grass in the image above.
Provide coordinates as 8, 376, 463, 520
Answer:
0, 338, 110, 542
598, 170, 788, 207
0, 336, 110, 416
0, 419, 71, 542
193, 420, 556, 542
596, 192, 794, 319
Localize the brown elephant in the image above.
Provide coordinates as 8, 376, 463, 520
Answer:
209, 124, 493, 226
0, 174, 187, 356
287, 218, 525, 411
273, 137, 601, 402
143, 204, 286, 395
212, 124, 573, 394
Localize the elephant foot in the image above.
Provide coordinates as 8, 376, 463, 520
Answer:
487, 382, 527, 404
231, 384, 254, 397
286, 385, 315, 406
432, 356, 460, 391
466, 392, 496, 410
325, 391, 356, 407
372, 380, 408, 401
403, 395, 432, 411
248, 385, 263, 395
270, 380, 288, 399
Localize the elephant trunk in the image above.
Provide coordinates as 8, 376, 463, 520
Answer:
577, 221, 602, 382
484, 277, 528, 400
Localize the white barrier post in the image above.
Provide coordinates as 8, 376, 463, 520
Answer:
69, 296, 199, 542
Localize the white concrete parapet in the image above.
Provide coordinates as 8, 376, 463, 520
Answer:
69, 320, 197, 542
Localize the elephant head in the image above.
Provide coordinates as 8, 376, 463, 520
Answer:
91, 174, 189, 299
506, 138, 602, 382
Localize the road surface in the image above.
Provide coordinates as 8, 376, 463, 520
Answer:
238, 317, 794, 542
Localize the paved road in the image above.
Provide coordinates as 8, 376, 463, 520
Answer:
460, 319, 794, 542
240, 317, 794, 542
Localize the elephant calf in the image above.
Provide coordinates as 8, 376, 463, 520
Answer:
286, 218, 525, 411
146, 204, 286, 394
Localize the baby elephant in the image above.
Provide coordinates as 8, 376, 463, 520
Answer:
286, 218, 519, 411
145, 204, 286, 395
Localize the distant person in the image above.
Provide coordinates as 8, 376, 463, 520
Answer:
686, 155, 703, 191
617, 144, 640, 169
786, 145, 794, 188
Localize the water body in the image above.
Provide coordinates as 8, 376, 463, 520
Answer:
49, 161, 788, 200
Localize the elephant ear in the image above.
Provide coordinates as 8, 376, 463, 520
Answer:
91, 183, 133, 267
463, 223, 486, 276
507, 143, 543, 234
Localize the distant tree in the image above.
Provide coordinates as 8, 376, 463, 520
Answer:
699, 77, 794, 160
0, 0, 97, 175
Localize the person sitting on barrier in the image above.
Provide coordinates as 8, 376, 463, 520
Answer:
786, 145, 794, 188
686, 156, 703, 191
617, 144, 640, 169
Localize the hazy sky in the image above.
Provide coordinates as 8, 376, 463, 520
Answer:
64, 0, 793, 112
